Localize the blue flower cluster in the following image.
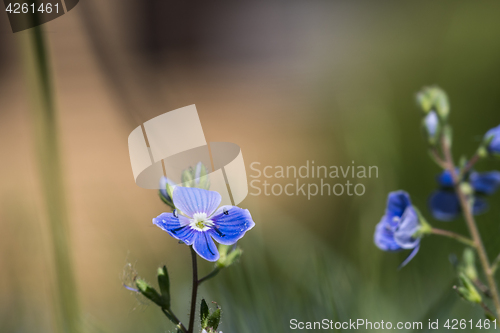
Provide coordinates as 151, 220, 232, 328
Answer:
374, 87, 500, 268
429, 170, 500, 221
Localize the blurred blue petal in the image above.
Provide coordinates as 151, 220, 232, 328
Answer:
394, 207, 420, 249
473, 196, 489, 215
399, 244, 420, 269
374, 218, 400, 251
470, 171, 500, 195
428, 190, 460, 221
386, 191, 412, 222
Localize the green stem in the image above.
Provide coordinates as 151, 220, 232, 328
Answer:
441, 137, 500, 321
198, 267, 221, 285
162, 308, 188, 333
460, 153, 480, 178
21, 27, 80, 333
430, 228, 475, 247
188, 247, 199, 333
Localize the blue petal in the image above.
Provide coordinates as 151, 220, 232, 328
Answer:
173, 187, 221, 217
394, 207, 421, 249
399, 244, 420, 269
386, 191, 412, 220
209, 206, 255, 245
193, 232, 219, 262
153, 212, 195, 245
374, 218, 401, 252
470, 171, 500, 195
473, 196, 489, 215
429, 190, 460, 221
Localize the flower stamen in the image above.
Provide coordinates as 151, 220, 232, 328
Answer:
189, 212, 214, 231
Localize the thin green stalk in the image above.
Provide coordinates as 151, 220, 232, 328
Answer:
162, 308, 187, 333
198, 267, 221, 285
22, 26, 80, 333
430, 228, 475, 247
441, 138, 500, 321
460, 153, 480, 177
188, 248, 199, 333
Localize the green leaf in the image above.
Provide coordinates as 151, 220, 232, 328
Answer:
135, 278, 164, 307
207, 307, 221, 330
157, 266, 171, 309
200, 299, 209, 328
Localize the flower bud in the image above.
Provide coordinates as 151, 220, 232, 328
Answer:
482, 125, 500, 157
416, 86, 449, 120
455, 273, 482, 304
181, 162, 211, 189
207, 307, 221, 330
423, 111, 440, 145
181, 167, 195, 187
459, 182, 474, 196
216, 245, 243, 268
159, 177, 176, 209
462, 248, 478, 281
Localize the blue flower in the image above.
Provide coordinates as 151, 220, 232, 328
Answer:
153, 186, 255, 261
484, 125, 500, 154
429, 170, 500, 221
374, 191, 422, 267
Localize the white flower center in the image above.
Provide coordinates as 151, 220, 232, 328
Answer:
189, 212, 214, 231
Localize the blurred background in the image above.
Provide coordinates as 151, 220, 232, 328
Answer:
1, 0, 500, 332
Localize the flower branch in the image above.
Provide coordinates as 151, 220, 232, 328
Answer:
460, 153, 480, 178
440, 134, 500, 321
198, 268, 221, 285
430, 228, 475, 247
377, 86, 500, 322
